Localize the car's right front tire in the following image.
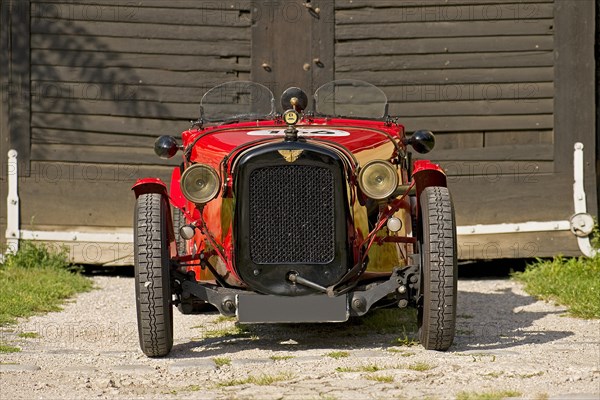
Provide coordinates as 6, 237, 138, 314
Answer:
134, 193, 174, 357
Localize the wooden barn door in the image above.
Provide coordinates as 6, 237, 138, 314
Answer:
249, 0, 597, 258
251, 0, 334, 104
332, 0, 597, 258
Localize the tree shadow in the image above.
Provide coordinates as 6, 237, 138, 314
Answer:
451, 279, 573, 352
29, 16, 177, 145
169, 279, 574, 359
170, 308, 420, 359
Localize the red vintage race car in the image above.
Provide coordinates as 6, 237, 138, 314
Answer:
132, 80, 457, 357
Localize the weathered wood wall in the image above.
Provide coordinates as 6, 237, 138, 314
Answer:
335, 0, 554, 156
0, 0, 597, 261
17, 0, 252, 232
333, 0, 595, 258
597, 0, 600, 210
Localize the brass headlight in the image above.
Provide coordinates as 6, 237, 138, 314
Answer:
180, 164, 220, 204
358, 160, 399, 200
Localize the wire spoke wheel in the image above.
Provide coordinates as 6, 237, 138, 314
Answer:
134, 193, 174, 357
417, 186, 457, 351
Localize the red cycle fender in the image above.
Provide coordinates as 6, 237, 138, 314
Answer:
131, 177, 176, 249
412, 160, 447, 200
131, 177, 168, 198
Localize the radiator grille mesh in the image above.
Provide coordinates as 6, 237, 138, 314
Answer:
248, 165, 335, 264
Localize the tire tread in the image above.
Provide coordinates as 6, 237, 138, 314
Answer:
418, 186, 458, 351
134, 193, 173, 357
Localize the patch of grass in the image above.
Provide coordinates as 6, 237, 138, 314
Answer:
270, 355, 294, 361
483, 371, 503, 378
387, 348, 415, 357
214, 315, 236, 324
365, 373, 394, 383
513, 255, 600, 319
183, 384, 202, 392
0, 242, 93, 326
166, 384, 204, 395
325, 351, 349, 359
218, 372, 293, 387
0, 343, 21, 353
360, 364, 384, 372
336, 364, 382, 373
336, 364, 402, 373
319, 395, 338, 400
456, 352, 496, 362
456, 390, 521, 400
17, 332, 40, 339
357, 308, 418, 335
213, 357, 231, 367
517, 371, 544, 378
408, 362, 434, 372
393, 333, 419, 347
202, 325, 249, 339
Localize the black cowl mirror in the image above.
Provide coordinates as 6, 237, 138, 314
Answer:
405, 130, 435, 154
154, 135, 179, 159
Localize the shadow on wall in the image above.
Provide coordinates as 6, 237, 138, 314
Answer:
28, 16, 173, 142
1, 2, 187, 235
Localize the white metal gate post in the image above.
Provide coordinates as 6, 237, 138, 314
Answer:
2, 149, 134, 265
572, 143, 597, 257
5, 149, 20, 254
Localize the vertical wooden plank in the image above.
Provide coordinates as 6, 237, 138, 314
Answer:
7, 0, 31, 175
0, 0, 10, 246
310, 0, 334, 95
596, 0, 600, 217
0, 0, 10, 155
251, 0, 314, 103
553, 0, 597, 216
250, 0, 273, 92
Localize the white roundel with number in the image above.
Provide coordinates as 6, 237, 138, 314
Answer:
248, 128, 350, 137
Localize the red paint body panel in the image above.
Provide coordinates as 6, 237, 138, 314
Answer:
182, 118, 404, 165
160, 115, 448, 286
169, 167, 185, 210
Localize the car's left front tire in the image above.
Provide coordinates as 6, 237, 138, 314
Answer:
417, 186, 457, 351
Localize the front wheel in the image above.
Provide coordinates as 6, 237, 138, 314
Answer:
134, 193, 174, 357
417, 186, 457, 351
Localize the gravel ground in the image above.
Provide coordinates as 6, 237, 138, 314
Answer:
0, 274, 598, 400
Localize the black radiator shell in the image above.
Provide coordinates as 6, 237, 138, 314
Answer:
233, 140, 352, 296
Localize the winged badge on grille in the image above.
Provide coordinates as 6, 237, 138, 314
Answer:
278, 149, 303, 163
